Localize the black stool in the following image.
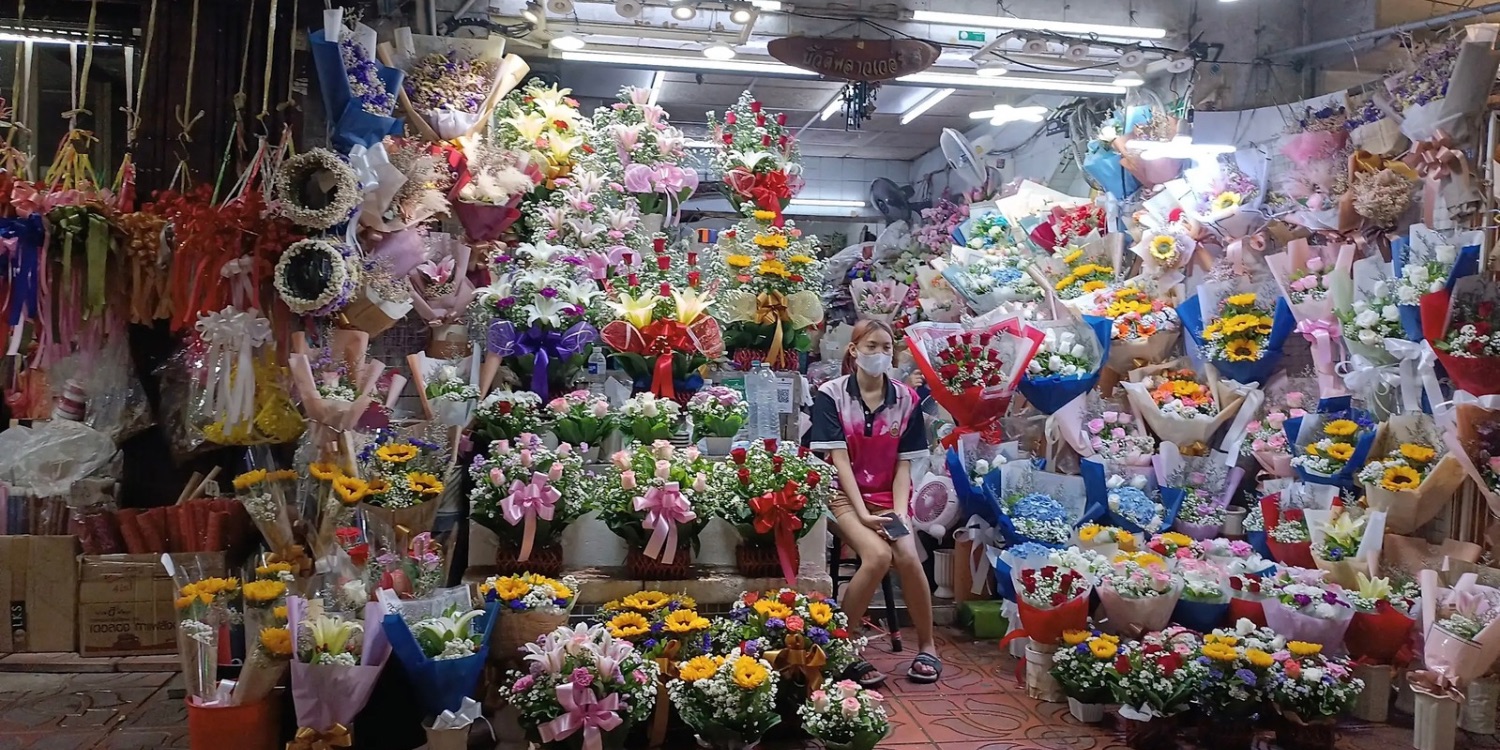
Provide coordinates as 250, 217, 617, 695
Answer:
827, 531, 903, 652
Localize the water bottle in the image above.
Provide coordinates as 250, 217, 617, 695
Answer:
748, 361, 780, 440
587, 348, 607, 377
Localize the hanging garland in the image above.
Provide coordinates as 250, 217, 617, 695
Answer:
274, 148, 359, 230
274, 238, 360, 315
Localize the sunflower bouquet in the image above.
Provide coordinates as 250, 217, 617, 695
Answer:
232, 461, 305, 562
715, 589, 864, 677
1072, 284, 1181, 374
1286, 399, 1377, 488
669, 649, 781, 749
1181, 287, 1296, 386
480, 573, 580, 615
596, 591, 710, 655
1357, 414, 1464, 533
712, 210, 823, 369
170, 568, 241, 703
469, 433, 590, 564
357, 430, 447, 511
1050, 239, 1118, 301
1053, 630, 1122, 705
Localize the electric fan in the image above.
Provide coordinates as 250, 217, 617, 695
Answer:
869, 178, 915, 224
909, 473, 960, 540
940, 128, 1002, 192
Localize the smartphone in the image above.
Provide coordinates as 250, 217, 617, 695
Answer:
880, 516, 910, 539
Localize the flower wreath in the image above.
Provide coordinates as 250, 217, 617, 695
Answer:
274, 238, 361, 315
275, 148, 360, 230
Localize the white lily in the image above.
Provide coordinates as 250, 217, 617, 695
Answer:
526, 297, 571, 328
562, 279, 602, 307
728, 150, 776, 170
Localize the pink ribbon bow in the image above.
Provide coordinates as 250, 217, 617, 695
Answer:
502, 472, 561, 562
635, 482, 696, 564
538, 684, 624, 750
1295, 318, 1346, 399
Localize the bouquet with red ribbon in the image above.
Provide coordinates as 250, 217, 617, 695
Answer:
600, 282, 723, 402
708, 91, 803, 217
710, 440, 832, 585
905, 319, 1044, 444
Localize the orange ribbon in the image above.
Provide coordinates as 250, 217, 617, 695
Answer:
647, 640, 683, 748
287, 724, 353, 750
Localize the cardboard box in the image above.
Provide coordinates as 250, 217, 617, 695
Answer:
77, 552, 224, 657
0, 535, 80, 652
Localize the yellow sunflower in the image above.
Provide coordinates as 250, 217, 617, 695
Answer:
1225, 292, 1257, 306
266, 469, 299, 482
665, 609, 711, 633
1202, 643, 1239, 662
1224, 338, 1261, 362
753, 210, 778, 221
679, 655, 722, 682
1326, 443, 1355, 461
1063, 630, 1091, 646
233, 469, 268, 490
1082, 280, 1108, 292
623, 592, 671, 611
259, 627, 293, 657
1090, 640, 1119, 659
333, 475, 369, 505
807, 601, 834, 626
1078, 525, 1101, 543
1063, 248, 1085, 264
1323, 419, 1359, 437
407, 472, 444, 496
376, 444, 420, 463
309, 462, 340, 481
485, 577, 531, 601
1288, 641, 1323, 657
242, 579, 286, 604
1116, 530, 1136, 551
607, 612, 651, 639
1055, 275, 1078, 291
1203, 321, 1224, 339
273, 605, 288, 621
256, 562, 293, 578
727, 254, 753, 268
1210, 191, 1243, 212
366, 478, 391, 496
1254, 316, 1274, 335
1245, 649, 1274, 668
732, 656, 769, 689
1399, 443, 1437, 463
1381, 465, 1422, 491
789, 255, 815, 264
1148, 235, 1177, 261
753, 600, 792, 620
1222, 314, 1261, 334
1159, 532, 1194, 548
757, 260, 789, 278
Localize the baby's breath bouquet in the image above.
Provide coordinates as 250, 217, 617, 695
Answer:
798, 680, 891, 750
669, 650, 781, 749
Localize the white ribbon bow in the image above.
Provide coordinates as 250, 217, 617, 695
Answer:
1338, 354, 1402, 411
195, 306, 272, 432
219, 256, 258, 309
1385, 338, 1445, 415
349, 142, 406, 222
953, 514, 999, 595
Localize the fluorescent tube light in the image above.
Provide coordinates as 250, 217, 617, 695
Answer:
901, 70, 1126, 95
969, 104, 1049, 124
819, 95, 843, 121
550, 34, 587, 51
685, 140, 724, 149
900, 88, 954, 125
790, 199, 866, 208
912, 10, 1167, 41
0, 31, 123, 47
749, 0, 782, 10
557, 49, 815, 76
647, 71, 666, 105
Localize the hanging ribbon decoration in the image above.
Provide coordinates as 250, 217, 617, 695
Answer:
1295, 317, 1345, 398
61, 0, 99, 128
195, 306, 272, 434
500, 471, 561, 562
277, 0, 301, 113
750, 482, 807, 585
634, 482, 695, 564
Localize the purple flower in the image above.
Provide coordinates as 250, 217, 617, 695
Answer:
649, 622, 665, 634
1293, 594, 1312, 607
571, 667, 594, 688
1322, 591, 1341, 604
807, 627, 830, 646
509, 600, 526, 610
643, 638, 658, 651
1235, 669, 1258, 687
497, 296, 517, 308
766, 617, 786, 630
540, 287, 559, 298
743, 641, 761, 656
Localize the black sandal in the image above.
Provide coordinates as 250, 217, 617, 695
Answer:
906, 652, 942, 684
841, 660, 887, 689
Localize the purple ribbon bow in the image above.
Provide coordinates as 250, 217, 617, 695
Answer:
0, 214, 45, 327
488, 321, 598, 401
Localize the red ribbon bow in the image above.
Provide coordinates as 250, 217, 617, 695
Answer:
751, 482, 807, 584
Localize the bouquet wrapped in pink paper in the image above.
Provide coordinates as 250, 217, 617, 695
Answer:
287, 597, 390, 747
1097, 552, 1182, 638
1238, 385, 1311, 477
1268, 238, 1346, 397
287, 330, 386, 469
1411, 569, 1500, 698
1262, 569, 1356, 648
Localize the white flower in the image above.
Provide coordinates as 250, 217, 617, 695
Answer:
1428, 280, 1444, 293
1302, 667, 1325, 683
1372, 280, 1389, 297
1408, 266, 1430, 284
1070, 344, 1087, 358
1358, 329, 1379, 345
524, 297, 570, 328
1234, 618, 1256, 636
1048, 355, 1065, 370
1354, 309, 1379, 328
1381, 304, 1401, 322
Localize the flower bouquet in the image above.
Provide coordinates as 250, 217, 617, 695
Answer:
1412, 568, 1500, 710
1097, 552, 1182, 637
996, 462, 1090, 546
474, 240, 601, 401
1082, 406, 1158, 479
1241, 387, 1310, 477
904, 318, 1044, 436
1193, 631, 1274, 748
472, 390, 551, 448
408, 357, 478, 429
1357, 414, 1463, 533
504, 623, 658, 750
1228, 570, 1273, 627
1179, 286, 1296, 387
686, 386, 747, 451
1266, 642, 1364, 750
619, 392, 683, 443
849, 278, 909, 324
233, 463, 308, 570
491, 81, 586, 194
233, 594, 294, 707
167, 562, 239, 703
1131, 208, 1200, 276
546, 390, 615, 461
360, 530, 451, 603
1028, 203, 1109, 255
470, 434, 589, 570
1173, 559, 1231, 633
1083, 114, 1141, 200
594, 441, 715, 576
708, 440, 831, 583
708, 91, 802, 217
1441, 391, 1500, 514
1426, 273, 1500, 397
1122, 362, 1245, 451
1285, 398, 1378, 488
1048, 237, 1118, 301
1075, 523, 1135, 559
939, 246, 1043, 313
717, 209, 824, 369
384, 604, 496, 717
669, 649, 781, 749
1343, 573, 1417, 665
356, 430, 448, 535
478, 573, 579, 670
449, 137, 543, 242
1263, 494, 1320, 568
595, 86, 700, 225
1019, 315, 1112, 417
381, 28, 526, 141
308, 10, 402, 152
1185, 152, 1267, 240
1332, 250, 1405, 370
408, 234, 479, 335
1110, 105, 1186, 188
286, 329, 386, 467
1263, 570, 1355, 648
1053, 630, 1121, 720
602, 284, 724, 402
1080, 464, 1170, 537
286, 598, 391, 749
716, 589, 865, 691
1394, 223, 1482, 338
1267, 238, 1346, 394
1160, 449, 1243, 540
798, 680, 891, 750
1072, 284, 1182, 375
1008, 558, 1092, 646
1269, 110, 1357, 233
1109, 636, 1207, 750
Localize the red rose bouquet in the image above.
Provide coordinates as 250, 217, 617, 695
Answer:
905, 319, 1044, 439
1007, 561, 1092, 646
708, 91, 802, 217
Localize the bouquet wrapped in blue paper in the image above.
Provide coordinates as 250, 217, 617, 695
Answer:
1179, 283, 1295, 387
1080, 456, 1174, 537
1020, 315, 1112, 415
1172, 559, 1230, 633
384, 603, 497, 717
1286, 396, 1378, 488
310, 10, 404, 153
995, 460, 1096, 547
1393, 223, 1483, 340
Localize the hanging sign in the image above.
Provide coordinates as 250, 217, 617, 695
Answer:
766, 37, 942, 82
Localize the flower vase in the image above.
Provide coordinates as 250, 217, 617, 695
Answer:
1222, 506, 1248, 536
1413, 693, 1458, 750
1024, 643, 1065, 702
1067, 697, 1106, 723
734, 542, 784, 579
702, 436, 735, 456
1121, 715, 1178, 750
933, 549, 954, 600
1274, 716, 1337, 750
186, 698, 280, 750
1460, 675, 1500, 734
493, 539, 564, 578
626, 545, 694, 580
1350, 663, 1391, 723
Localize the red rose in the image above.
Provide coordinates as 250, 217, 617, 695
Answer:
790, 274, 804, 282
779, 590, 797, 605
1148, 540, 1166, 555
750, 101, 762, 113
1477, 321, 1493, 337
554, 119, 569, 131
1470, 339, 1486, 355
1285, 659, 1301, 680
940, 364, 959, 379
1229, 577, 1243, 591
726, 111, 737, 125
1158, 653, 1181, 677
832, 628, 849, 639
762, 134, 772, 147
764, 438, 779, 452
776, 113, 787, 125
798, 446, 810, 458
1041, 566, 1058, 578
969, 346, 982, 359
1051, 592, 1066, 607
732, 447, 748, 465
1168, 207, 1184, 222
744, 591, 759, 604
1284, 508, 1304, 522
756, 113, 766, 127
1115, 655, 1131, 674
723, 132, 734, 144
806, 470, 821, 486
498, 402, 513, 415
738, 468, 751, 484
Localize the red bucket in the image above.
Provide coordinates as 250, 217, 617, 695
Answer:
186, 698, 280, 750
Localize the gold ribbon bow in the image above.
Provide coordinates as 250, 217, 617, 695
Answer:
754, 291, 791, 367
287, 724, 352, 750
765, 635, 828, 696
269, 544, 314, 578
647, 640, 684, 748
1179, 441, 1210, 458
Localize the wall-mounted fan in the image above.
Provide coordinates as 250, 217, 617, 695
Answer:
940, 128, 1001, 192
868, 178, 930, 224
909, 473, 960, 539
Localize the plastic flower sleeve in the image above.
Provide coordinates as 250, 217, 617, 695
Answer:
1261, 597, 1355, 649
1439, 392, 1500, 515
905, 319, 1044, 437
1416, 570, 1500, 693
1178, 282, 1296, 387
1305, 508, 1387, 589
381, 29, 526, 141
1080, 457, 1172, 536
1096, 575, 1182, 638
1361, 414, 1466, 534
1005, 554, 1093, 646
383, 603, 497, 716
1172, 560, 1231, 633
288, 598, 391, 735
308, 11, 404, 152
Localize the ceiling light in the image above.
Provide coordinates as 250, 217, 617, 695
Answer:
819, 95, 843, 121
912, 10, 1167, 41
900, 88, 954, 125
671, 5, 697, 20
901, 70, 1126, 95
550, 34, 587, 51
558, 49, 814, 76
647, 70, 666, 105
729, 4, 755, 23
970, 104, 1049, 125
703, 42, 737, 60
522, 0, 543, 23
790, 199, 866, 208
975, 62, 1008, 78
749, 0, 781, 9
1112, 70, 1144, 87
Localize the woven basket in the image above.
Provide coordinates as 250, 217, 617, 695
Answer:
735, 542, 782, 579
1121, 715, 1178, 750
493, 540, 564, 578
625, 545, 693, 580
490, 610, 570, 671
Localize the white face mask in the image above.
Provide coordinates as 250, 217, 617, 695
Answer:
855, 351, 892, 376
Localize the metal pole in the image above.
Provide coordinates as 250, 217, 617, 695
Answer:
1266, 2, 1500, 60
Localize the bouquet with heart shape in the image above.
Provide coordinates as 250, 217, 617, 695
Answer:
602, 281, 723, 403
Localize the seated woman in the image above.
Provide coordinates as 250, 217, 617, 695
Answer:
808, 319, 940, 685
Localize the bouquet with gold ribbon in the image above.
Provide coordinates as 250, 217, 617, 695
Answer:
715, 208, 824, 370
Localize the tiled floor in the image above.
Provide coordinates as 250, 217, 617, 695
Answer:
0, 627, 1495, 749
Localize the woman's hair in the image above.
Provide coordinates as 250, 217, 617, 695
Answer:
841, 319, 896, 375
